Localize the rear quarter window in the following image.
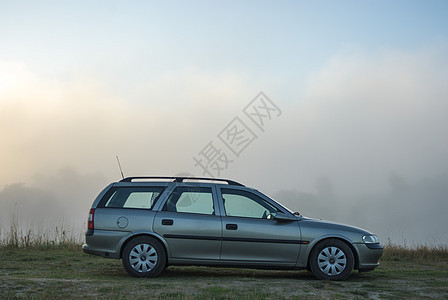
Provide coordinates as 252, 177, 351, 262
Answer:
102, 187, 165, 209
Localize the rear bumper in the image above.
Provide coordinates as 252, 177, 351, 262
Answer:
82, 244, 100, 256
82, 229, 128, 259
82, 244, 117, 258
353, 243, 383, 271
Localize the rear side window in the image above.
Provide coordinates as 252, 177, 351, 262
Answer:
104, 187, 165, 209
162, 186, 214, 215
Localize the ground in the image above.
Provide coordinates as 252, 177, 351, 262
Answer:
0, 245, 447, 299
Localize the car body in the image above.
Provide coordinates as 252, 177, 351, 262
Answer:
82, 176, 383, 280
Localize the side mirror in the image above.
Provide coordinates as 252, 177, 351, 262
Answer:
274, 212, 297, 221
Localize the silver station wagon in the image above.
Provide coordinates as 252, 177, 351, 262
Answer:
82, 177, 383, 280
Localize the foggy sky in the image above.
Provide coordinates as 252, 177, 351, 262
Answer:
1, 45, 447, 245
1, 2, 448, 246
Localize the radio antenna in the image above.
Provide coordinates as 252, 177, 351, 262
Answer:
116, 155, 125, 179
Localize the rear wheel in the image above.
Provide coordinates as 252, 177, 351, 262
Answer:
122, 236, 166, 278
309, 239, 354, 281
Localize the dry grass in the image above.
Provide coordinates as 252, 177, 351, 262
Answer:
1, 208, 84, 249
382, 243, 448, 262
1, 219, 82, 250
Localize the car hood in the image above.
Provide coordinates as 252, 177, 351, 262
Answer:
298, 216, 375, 236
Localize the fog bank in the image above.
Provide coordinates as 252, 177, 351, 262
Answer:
1, 46, 447, 246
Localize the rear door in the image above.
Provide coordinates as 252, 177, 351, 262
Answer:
218, 187, 301, 265
153, 185, 222, 260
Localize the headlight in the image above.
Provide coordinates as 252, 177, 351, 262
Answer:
363, 235, 379, 244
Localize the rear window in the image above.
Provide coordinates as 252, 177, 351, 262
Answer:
103, 187, 165, 209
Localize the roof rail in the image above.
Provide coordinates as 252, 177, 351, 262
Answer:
119, 176, 245, 186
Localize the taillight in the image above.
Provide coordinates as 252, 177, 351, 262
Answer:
87, 209, 95, 230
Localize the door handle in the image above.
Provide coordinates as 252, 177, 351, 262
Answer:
226, 224, 238, 230
162, 219, 174, 226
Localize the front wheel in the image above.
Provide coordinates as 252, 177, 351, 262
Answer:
122, 236, 166, 278
309, 239, 354, 281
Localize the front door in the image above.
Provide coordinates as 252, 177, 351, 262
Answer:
218, 188, 301, 264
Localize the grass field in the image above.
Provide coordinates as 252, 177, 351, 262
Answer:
1, 243, 447, 299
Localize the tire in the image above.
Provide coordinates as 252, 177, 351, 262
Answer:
309, 239, 354, 281
122, 236, 166, 278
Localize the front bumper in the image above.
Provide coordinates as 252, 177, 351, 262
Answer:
353, 243, 383, 272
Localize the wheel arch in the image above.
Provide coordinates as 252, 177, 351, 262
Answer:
119, 232, 169, 263
306, 237, 360, 270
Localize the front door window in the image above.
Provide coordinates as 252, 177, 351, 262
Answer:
221, 188, 277, 219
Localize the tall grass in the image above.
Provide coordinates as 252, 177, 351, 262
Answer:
1, 223, 82, 249
1, 211, 83, 249
382, 243, 448, 262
